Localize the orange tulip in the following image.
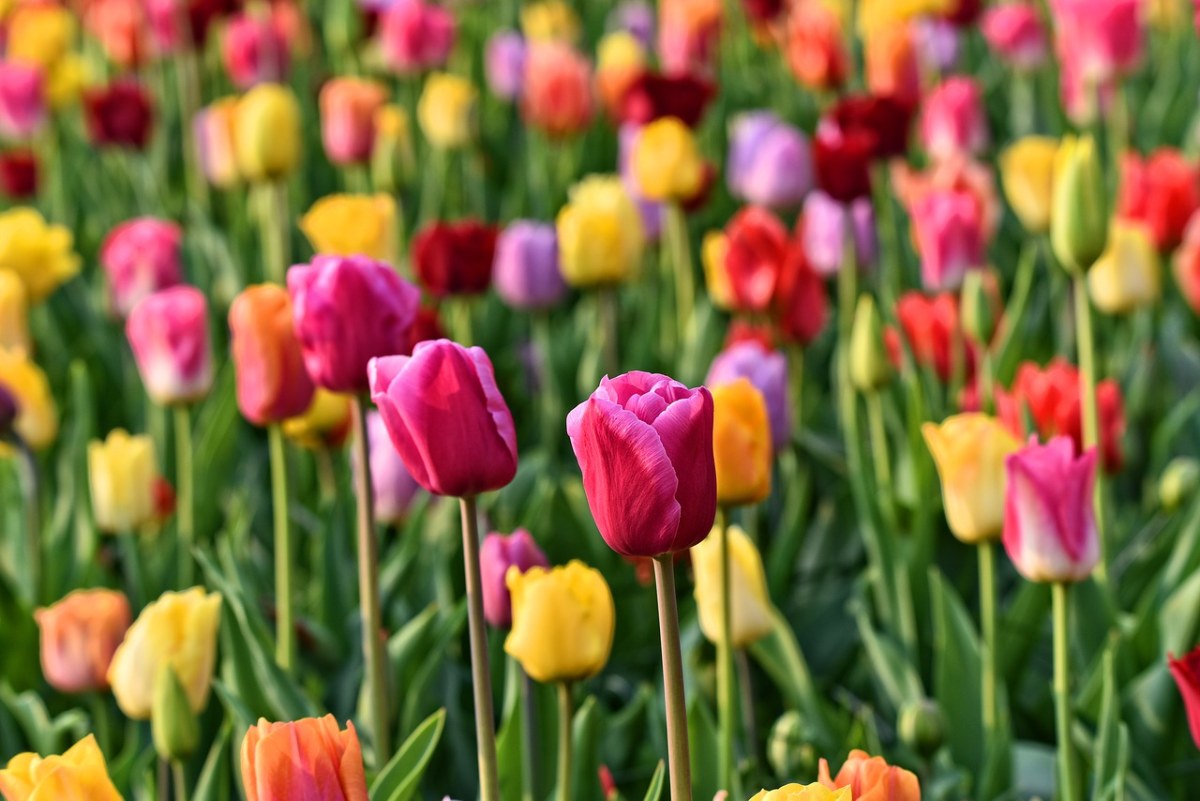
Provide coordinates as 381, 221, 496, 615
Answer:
34, 589, 131, 693
819, 749, 921, 801
865, 26, 921, 108
241, 715, 369, 801
784, 1, 848, 92
229, 285, 316, 426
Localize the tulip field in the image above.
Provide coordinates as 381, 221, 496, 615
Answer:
5, 0, 1200, 799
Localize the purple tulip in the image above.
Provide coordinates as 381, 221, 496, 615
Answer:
609, 1, 656, 49
480, 529, 549, 628
352, 411, 423, 524
801, 190, 878, 278
493, 221, 567, 311
485, 31, 527, 101
706, 341, 791, 452
727, 111, 811, 209
912, 17, 961, 76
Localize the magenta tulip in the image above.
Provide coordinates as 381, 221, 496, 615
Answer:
981, 3, 1048, 71
380, 0, 457, 75
920, 77, 988, 162
912, 188, 985, 291
126, 286, 214, 405
480, 529, 549, 628
0, 62, 44, 139
100, 217, 184, 318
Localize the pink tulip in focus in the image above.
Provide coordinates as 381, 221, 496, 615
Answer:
920, 77, 988, 163
126, 286, 214, 405
911, 188, 985, 291
0, 62, 44, 139
1050, 0, 1143, 84
100, 217, 184, 318
480, 529, 549, 628
380, 0, 457, 75
222, 10, 290, 89
981, 3, 1048, 70
320, 77, 389, 166
35, 589, 131, 693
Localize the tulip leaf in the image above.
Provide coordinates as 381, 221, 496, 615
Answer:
748, 609, 837, 753
571, 694, 604, 801
1092, 647, 1127, 799
930, 570, 985, 777
191, 720, 233, 801
686, 696, 719, 801
641, 760, 665, 801
370, 707, 447, 801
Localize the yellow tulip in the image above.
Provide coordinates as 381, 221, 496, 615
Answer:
631, 117, 706, 203
1144, 0, 1185, 27
0, 734, 122, 801
857, 0, 951, 38
234, 84, 302, 183
0, 348, 57, 452
300, 194, 398, 263
752, 783, 852, 801
556, 175, 644, 287
372, 104, 415, 192
107, 587, 222, 720
520, 0, 581, 43
922, 414, 1021, 544
691, 524, 774, 648
712, 378, 772, 506
1088, 220, 1161, 315
1051, 135, 1108, 272
999, 136, 1058, 235
6, 5, 80, 107
702, 231, 735, 311
0, 271, 29, 352
89, 429, 159, 534
597, 31, 645, 72
282, 388, 352, 451
504, 561, 614, 683
0, 208, 80, 304
417, 73, 477, 150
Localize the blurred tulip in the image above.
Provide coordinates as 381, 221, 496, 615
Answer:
89, 429, 159, 533
702, 231, 734, 310
659, 0, 722, 74
615, 70, 714, 128
0, 207, 79, 304
417, 73, 477, 149
692, 524, 773, 647
1160, 457, 1200, 511
1000, 136, 1058, 234
485, 31, 527, 100
981, 3, 1048, 70
0, 735, 122, 801
857, 0, 955, 38
352, 410, 422, 525
481, 529, 549, 628
234, 84, 302, 182
1052, 136, 1108, 271
864, 26, 921, 109
83, 81, 154, 150
300, 194, 398, 263
369, 339, 518, 497
223, 10, 290, 89
505, 560, 614, 682
1088, 220, 1160, 314
802, 191, 876, 277
912, 188, 985, 291
7, 6, 81, 108
819, 750, 921, 800
784, 1, 848, 92
912, 16, 961, 75
752, 784, 851, 801
1175, 211, 1200, 313
711, 378, 772, 506
1059, 55, 1116, 126
707, 341, 791, 451
722, 206, 788, 314
194, 98, 241, 188
617, 124, 666, 240
920, 77, 987, 162
831, 94, 914, 159
727, 112, 811, 209
850, 294, 892, 393
35, 589, 130, 693
145, 0, 234, 53
596, 32, 646, 117
567, 371, 716, 556
0, 348, 56, 450
289, 255, 420, 393
1050, 0, 1143, 83
1171, 645, 1200, 750
241, 716, 368, 801
0, 271, 27, 351
894, 157, 1001, 241
413, 220, 499, 298
774, 235, 830, 346
610, 1, 656, 47
380, 0, 457, 74
631, 116, 706, 203
84, 0, 144, 69
320, 77, 388, 166
557, 175, 645, 287
1117, 149, 1199, 252
519, 0, 577, 43
923, 414, 1021, 543
493, 221, 567, 311
100, 217, 183, 318
886, 291, 972, 383
521, 42, 594, 139
108, 587, 222, 719
126, 286, 214, 406
0, 149, 37, 200
282, 388, 353, 450
813, 118, 876, 204
230, 285, 316, 426
0, 63, 44, 139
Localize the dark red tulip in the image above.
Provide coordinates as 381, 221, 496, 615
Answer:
813, 124, 876, 203
615, 71, 715, 129
413, 220, 500, 298
773, 233, 829, 346
83, 81, 154, 150
829, 94, 914, 159
941, 0, 983, 26
742, 0, 784, 22
0, 149, 37, 199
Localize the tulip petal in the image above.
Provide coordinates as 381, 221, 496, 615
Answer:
651, 390, 717, 551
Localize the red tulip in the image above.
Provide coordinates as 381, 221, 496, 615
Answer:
830, 94, 914, 159
83, 81, 154, 150
885, 291, 975, 383
743, 0, 783, 22
0, 149, 37, 199
1169, 645, 1200, 750
783, 1, 847, 91
723, 206, 789, 314
773, 226, 829, 346
813, 122, 876, 203
521, 42, 595, 139
1174, 212, 1200, 313
412, 220, 499, 298
1117, 149, 1199, 252
615, 70, 715, 128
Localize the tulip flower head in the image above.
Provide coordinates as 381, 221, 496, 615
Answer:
707, 340, 791, 452
0, 150, 38, 200
493, 221, 567, 311
100, 217, 183, 318
981, 3, 1048, 70
413, 219, 499, 298
1087, 220, 1161, 315
631, 116, 707, 203
1049, 0, 1143, 85
282, 388, 353, 451
911, 188, 985, 291
727, 111, 812, 209
1175, 211, 1200, 314
0, 272, 28, 352
752, 784, 852, 801
0, 735, 122, 801
241, 716, 369, 801
920, 76, 988, 163
557, 175, 645, 287
230, 284, 316, 426
720, 206, 789, 314
521, 42, 595, 139
222, 11, 290, 89
818, 749, 922, 800
486, 31, 527, 100
300, 194, 399, 263
83, 80, 154, 150
89, 428, 160, 533
320, 77, 389, 166
1168, 645, 1200, 750
35, 589, 131, 693
0, 207, 81, 304
417, 72, 477, 150
922, 414, 1021, 543
801, 191, 877, 277
850, 294, 893, 393
0, 347, 57, 451
194, 98, 241, 188
692, 523, 774, 647
784, 2, 848, 92
481, 529, 550, 628
126, 286, 214, 406
711, 378, 772, 507
614, 70, 714, 129
0, 62, 45, 139
1116, 149, 1200, 252
1000, 136, 1058, 234
380, 0, 457, 74
1051, 135, 1108, 272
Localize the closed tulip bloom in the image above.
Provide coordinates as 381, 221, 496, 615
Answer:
417, 73, 477, 150
784, 2, 848, 92
752, 784, 851, 801
230, 285, 316, 426
241, 716, 368, 801
35, 589, 131, 694
369, 340, 518, 497
282, 388, 353, 451
1002, 437, 1099, 583
912, 189, 984, 291
320, 77, 388, 166
707, 341, 790, 452
413, 220, 499, 298
0, 348, 57, 450
692, 523, 773, 647
1117, 149, 1200, 252
658, 0, 721, 74
615, 70, 715, 129
567, 371, 716, 556
521, 42, 594, 139
774, 238, 831, 346
89, 429, 159, 533
0, 63, 45, 139
723, 206, 789, 314
521, 0, 581, 43
300, 194, 398, 263
703, 231, 734, 310
922, 414, 1021, 543
0, 150, 38, 201
1000, 136, 1058, 234
1168, 645, 1200, 750
288, 255, 420, 393
234, 84, 301, 183
818, 750, 921, 801
631, 116, 706, 203
108, 587, 222, 719
912, 17, 961, 75
1088, 220, 1161, 314
1050, 0, 1143, 83
505, 561, 615, 683
380, 0, 457, 74
222, 12, 290, 89
351, 411, 422, 525
100, 217, 183, 318
0, 272, 29, 352
888, 292, 973, 383
920, 77, 987, 163
493, 221, 567, 311
727, 112, 812, 210
802, 191, 877, 277
83, 80, 154, 150
813, 121, 876, 204
850, 295, 892, 392
1175, 213, 1200, 314
557, 175, 645, 287
1052, 136, 1109, 271
981, 3, 1048, 70
126, 286, 214, 406
486, 31, 527, 100
481, 529, 550, 628
194, 98, 241, 188
596, 32, 645, 117
711, 378, 772, 506
0, 207, 80, 304
0, 735, 122, 801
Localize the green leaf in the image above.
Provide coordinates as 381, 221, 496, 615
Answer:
571, 695, 604, 801
852, 600, 923, 716
1093, 647, 1125, 796
192, 721, 233, 801
747, 609, 836, 753
370, 708, 447, 801
686, 696, 719, 801
641, 760, 665, 801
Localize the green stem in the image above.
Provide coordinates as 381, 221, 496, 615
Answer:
268, 424, 294, 672
978, 541, 998, 735
460, 495, 501, 801
865, 391, 893, 524
1052, 582, 1080, 801
556, 682, 573, 801
598, 289, 619, 379
717, 507, 738, 797
994, 239, 1039, 382
89, 693, 111, 757
666, 203, 695, 346
173, 405, 194, 588
652, 554, 693, 801
1073, 275, 1108, 586
978, 348, 995, 416
735, 648, 756, 770
172, 759, 189, 801
176, 46, 208, 216
520, 667, 537, 801
533, 313, 561, 458
14, 435, 40, 603
262, 181, 291, 285
787, 345, 804, 434
351, 396, 391, 759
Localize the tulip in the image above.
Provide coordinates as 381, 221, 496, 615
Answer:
521, 0, 581, 43
505, 561, 615, 682
34, 589, 131, 693
6, 6, 76, 105
1049, 0, 1143, 84
194, 98, 241, 188
774, 241, 831, 347
887, 291, 973, 383
82, 0, 145, 68
380, 0, 457, 74
126, 286, 214, 406
557, 175, 645, 287
658, 0, 721, 74
722, 206, 789, 314
0, 207, 80, 304
617, 124, 666, 241
82, 80, 154, 150
691, 523, 773, 647
1051, 135, 1109, 271
611, 1, 656, 47
300, 194, 398, 263
818, 750, 921, 800
857, 0, 954, 37
801, 191, 876, 277
145, 0, 229, 53
752, 784, 851, 801
912, 17, 961, 75
282, 388, 353, 450
234, 84, 301, 183
417, 73, 477, 150
1000, 136, 1058, 234
1169, 645, 1200, 750
0, 735, 122, 801
567, 371, 716, 556
861, 24, 920, 107
289, 255, 420, 394
1116, 149, 1199, 252
631, 116, 707, 204
493, 221, 567, 311
727, 112, 812, 209
711, 379, 772, 507
707, 341, 791, 452
0, 63, 45, 139
702, 231, 734, 310
920, 77, 987, 162
480, 529, 549, 628
981, 3, 1048, 70
230, 285, 316, 426
241, 716, 368, 801
369, 340, 518, 497
153, 664, 199, 760
0, 271, 29, 352
922, 414, 1020, 543
1087, 220, 1161, 314
521, 42, 595, 139
0, 348, 56, 450
107, 587, 222, 719
894, 157, 1001, 241
89, 428, 159, 533
784, 2, 848, 92
614, 70, 715, 129
486, 31, 527, 100
1176, 212, 1200, 314
413, 220, 499, 298
911, 189, 985, 291
596, 32, 646, 117
320, 77, 388, 167
850, 295, 892, 393
0, 150, 37, 200
222, 11, 290, 89
99, 217, 183, 318
1160, 457, 1200, 511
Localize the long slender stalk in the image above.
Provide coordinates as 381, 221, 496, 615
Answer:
865, 392, 894, 526
268, 424, 294, 672
652, 554, 693, 801
665, 203, 695, 346
263, 180, 291, 285
520, 667, 537, 801
533, 312, 561, 457
994, 239, 1039, 380
556, 682, 573, 801
1073, 276, 1108, 586
978, 541, 998, 735
460, 495, 501, 801
716, 507, 738, 797
14, 435, 40, 603
173, 405, 194, 587
176, 45, 208, 215
1052, 582, 1080, 801
172, 760, 189, 801
351, 396, 391, 759
735, 648, 756, 770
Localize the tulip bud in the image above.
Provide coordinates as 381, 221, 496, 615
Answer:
1160, 457, 1200, 511
898, 698, 946, 758
767, 711, 816, 779
152, 664, 199, 760
1051, 135, 1108, 272
960, 270, 996, 345
234, 84, 301, 183
849, 295, 891, 392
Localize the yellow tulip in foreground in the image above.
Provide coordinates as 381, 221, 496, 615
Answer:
0, 734, 122, 801
0, 347, 57, 451
89, 429, 159, 534
417, 73, 477, 150
632, 117, 706, 203
0, 208, 81, 304
234, 84, 302, 183
556, 176, 644, 287
1088, 220, 1161, 315
107, 587, 222, 720
922, 414, 1021, 544
692, 524, 774, 648
0, 271, 28, 352
504, 561, 615, 683
300, 194, 398, 263
712, 378, 772, 506
1000, 136, 1058, 235
752, 783, 852, 801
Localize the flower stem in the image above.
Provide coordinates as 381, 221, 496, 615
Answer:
556, 682, 573, 801
978, 541, 997, 735
268, 423, 294, 672
652, 554, 693, 801
176, 45, 208, 216
1052, 582, 1080, 801
665, 203, 695, 347
173, 405, 194, 588
533, 312, 561, 458
1072, 275, 1108, 586
865, 391, 894, 526
520, 666, 537, 801
994, 239, 1039, 381
351, 396, 391, 759
460, 495, 501, 801
172, 759, 189, 801
13, 434, 40, 603
263, 180, 291, 285
717, 508, 740, 798
597, 289, 619, 379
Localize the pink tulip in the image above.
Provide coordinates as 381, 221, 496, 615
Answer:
480, 529, 549, 628
126, 286, 214, 405
981, 3, 1048, 70
567, 372, 716, 557
193, 101, 240, 188
380, 0, 457, 75
911, 188, 985, 291
222, 11, 290, 89
320, 77, 389, 166
368, 339, 518, 497
100, 217, 184, 318
920, 77, 988, 163
1003, 436, 1100, 583
288, 255, 421, 394
1050, 0, 1143, 84
0, 62, 44, 139
35, 589, 131, 693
